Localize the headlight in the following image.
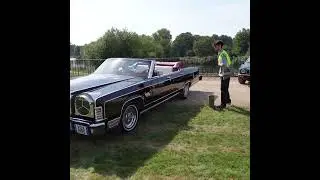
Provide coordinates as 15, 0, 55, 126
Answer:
74, 94, 94, 118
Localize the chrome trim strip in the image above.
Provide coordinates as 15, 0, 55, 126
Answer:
70, 118, 90, 125
90, 122, 105, 128
99, 69, 195, 102
70, 117, 107, 123
107, 117, 121, 128
95, 118, 107, 122
238, 74, 250, 76
70, 118, 106, 128
140, 92, 180, 114
144, 88, 182, 107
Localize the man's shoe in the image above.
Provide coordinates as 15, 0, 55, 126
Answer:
214, 105, 226, 111
227, 100, 231, 105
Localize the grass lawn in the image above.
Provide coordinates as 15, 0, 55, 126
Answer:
70, 101, 250, 180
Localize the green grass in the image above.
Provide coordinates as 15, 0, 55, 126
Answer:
70, 102, 250, 180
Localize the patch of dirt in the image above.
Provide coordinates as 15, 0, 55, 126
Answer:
175, 77, 250, 108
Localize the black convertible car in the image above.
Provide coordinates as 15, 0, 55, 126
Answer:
70, 58, 202, 136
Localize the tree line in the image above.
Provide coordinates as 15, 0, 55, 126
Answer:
70, 28, 250, 66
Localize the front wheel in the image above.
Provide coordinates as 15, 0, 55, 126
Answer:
120, 103, 139, 133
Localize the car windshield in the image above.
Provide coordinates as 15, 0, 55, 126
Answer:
93, 58, 152, 78
246, 57, 250, 63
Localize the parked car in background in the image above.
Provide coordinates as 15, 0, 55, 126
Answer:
70, 58, 202, 136
238, 57, 250, 84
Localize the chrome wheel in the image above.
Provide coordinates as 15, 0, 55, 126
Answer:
122, 105, 139, 131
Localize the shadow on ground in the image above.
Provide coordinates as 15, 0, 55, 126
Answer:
70, 92, 214, 179
174, 90, 214, 105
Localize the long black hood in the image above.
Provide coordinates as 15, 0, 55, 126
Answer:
70, 74, 136, 94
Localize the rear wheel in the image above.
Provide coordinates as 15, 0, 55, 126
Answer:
238, 76, 246, 84
180, 83, 190, 99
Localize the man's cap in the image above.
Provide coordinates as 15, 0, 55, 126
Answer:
214, 40, 224, 46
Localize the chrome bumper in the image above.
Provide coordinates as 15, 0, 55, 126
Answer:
70, 117, 121, 136
238, 73, 250, 76
70, 117, 106, 135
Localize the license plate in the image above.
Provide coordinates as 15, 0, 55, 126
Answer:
75, 124, 89, 135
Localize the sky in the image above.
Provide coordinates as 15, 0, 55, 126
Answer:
70, 0, 250, 46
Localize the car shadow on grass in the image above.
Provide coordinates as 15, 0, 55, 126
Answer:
70, 92, 213, 179
174, 90, 215, 105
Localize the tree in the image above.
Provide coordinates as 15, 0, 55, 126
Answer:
211, 34, 219, 42
186, 49, 195, 56
74, 46, 81, 58
152, 28, 172, 57
171, 32, 194, 57
193, 36, 214, 57
70, 43, 75, 57
70, 43, 81, 58
134, 34, 163, 58
82, 28, 142, 59
246, 42, 250, 56
233, 28, 250, 56
79, 27, 250, 60
193, 35, 201, 41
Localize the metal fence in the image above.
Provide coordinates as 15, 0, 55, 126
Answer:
70, 59, 103, 77
70, 58, 245, 77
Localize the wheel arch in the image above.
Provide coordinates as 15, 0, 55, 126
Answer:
121, 95, 144, 115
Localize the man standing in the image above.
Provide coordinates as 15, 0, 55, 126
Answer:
213, 40, 232, 109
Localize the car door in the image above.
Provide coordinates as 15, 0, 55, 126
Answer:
143, 72, 173, 107
169, 69, 187, 92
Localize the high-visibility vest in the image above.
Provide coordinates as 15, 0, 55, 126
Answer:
218, 50, 231, 66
